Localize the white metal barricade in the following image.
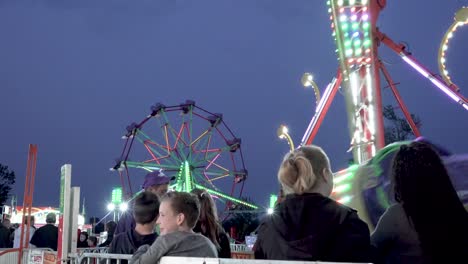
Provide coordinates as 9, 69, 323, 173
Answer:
69, 252, 132, 264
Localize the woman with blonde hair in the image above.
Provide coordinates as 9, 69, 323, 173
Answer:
191, 188, 231, 258
254, 145, 371, 262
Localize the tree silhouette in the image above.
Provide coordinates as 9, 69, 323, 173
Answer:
0, 164, 16, 206
383, 105, 422, 144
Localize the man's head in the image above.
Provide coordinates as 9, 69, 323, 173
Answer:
157, 191, 200, 235
2, 219, 11, 228
142, 170, 174, 198
105, 221, 117, 235
133, 191, 160, 226
46, 213, 56, 224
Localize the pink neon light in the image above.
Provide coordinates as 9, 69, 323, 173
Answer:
205, 153, 221, 170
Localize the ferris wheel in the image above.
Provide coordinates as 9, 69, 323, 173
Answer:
113, 100, 258, 212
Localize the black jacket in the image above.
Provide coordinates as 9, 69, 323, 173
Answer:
109, 229, 157, 255
0, 224, 11, 248
254, 193, 372, 262
98, 234, 114, 247
30, 224, 58, 251
217, 230, 231, 258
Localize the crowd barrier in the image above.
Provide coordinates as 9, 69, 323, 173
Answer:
1, 248, 368, 264
0, 248, 52, 264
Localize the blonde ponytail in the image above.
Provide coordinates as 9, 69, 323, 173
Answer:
278, 145, 331, 195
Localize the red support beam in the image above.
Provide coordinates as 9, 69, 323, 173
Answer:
304, 71, 343, 145
18, 144, 37, 264
379, 61, 422, 137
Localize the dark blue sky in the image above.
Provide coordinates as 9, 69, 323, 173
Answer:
1, 0, 467, 219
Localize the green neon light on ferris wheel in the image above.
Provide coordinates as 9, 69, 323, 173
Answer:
194, 184, 259, 209
184, 161, 193, 192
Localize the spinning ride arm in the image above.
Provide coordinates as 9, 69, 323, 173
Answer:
301, 70, 343, 146
375, 30, 468, 111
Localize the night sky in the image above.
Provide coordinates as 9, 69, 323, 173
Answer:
1, 0, 467, 220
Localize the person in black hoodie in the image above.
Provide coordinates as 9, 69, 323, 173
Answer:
254, 145, 372, 263
108, 191, 159, 262
98, 221, 116, 247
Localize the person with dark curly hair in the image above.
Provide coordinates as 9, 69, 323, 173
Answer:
372, 141, 468, 263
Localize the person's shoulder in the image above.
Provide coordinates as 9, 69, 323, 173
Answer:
191, 233, 218, 254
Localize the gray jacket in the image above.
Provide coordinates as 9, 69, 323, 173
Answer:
371, 203, 423, 264
130, 231, 217, 264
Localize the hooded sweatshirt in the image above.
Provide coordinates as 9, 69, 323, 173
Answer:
130, 231, 217, 264
254, 193, 372, 263
109, 229, 157, 255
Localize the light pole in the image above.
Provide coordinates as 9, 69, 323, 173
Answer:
277, 125, 295, 152
301, 72, 321, 107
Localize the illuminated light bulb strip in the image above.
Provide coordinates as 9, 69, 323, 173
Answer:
438, 7, 468, 86
300, 80, 334, 145
333, 172, 353, 184
365, 67, 377, 139
334, 183, 351, 193
402, 54, 468, 110
195, 184, 259, 209
329, 0, 373, 70
337, 195, 353, 204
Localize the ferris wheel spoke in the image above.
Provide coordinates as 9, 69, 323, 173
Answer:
173, 122, 190, 160
134, 132, 181, 166
137, 129, 171, 156
124, 161, 181, 171
160, 111, 184, 149
188, 107, 194, 160
194, 184, 258, 209
191, 145, 231, 168
190, 128, 215, 163
161, 111, 192, 161
191, 171, 218, 190
204, 171, 231, 182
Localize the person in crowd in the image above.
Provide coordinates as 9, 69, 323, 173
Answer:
191, 188, 231, 258
30, 213, 58, 250
77, 231, 89, 248
115, 170, 174, 235
0, 219, 12, 248
108, 192, 159, 264
13, 215, 35, 248
371, 142, 468, 263
98, 221, 116, 247
130, 191, 217, 264
2, 219, 14, 248
254, 145, 372, 262
88, 236, 98, 247
3, 219, 14, 248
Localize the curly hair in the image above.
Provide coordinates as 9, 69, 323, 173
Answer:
392, 141, 468, 262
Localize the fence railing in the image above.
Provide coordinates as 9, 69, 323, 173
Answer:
0, 248, 52, 264
69, 252, 132, 264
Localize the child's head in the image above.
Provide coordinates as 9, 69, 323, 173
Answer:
278, 145, 333, 196
79, 231, 88, 242
133, 191, 160, 225
157, 191, 200, 235
87, 236, 97, 247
